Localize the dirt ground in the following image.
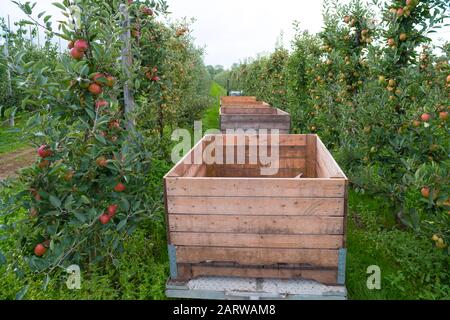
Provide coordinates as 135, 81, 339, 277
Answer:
0, 148, 36, 181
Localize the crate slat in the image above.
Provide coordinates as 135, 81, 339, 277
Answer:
168, 215, 344, 234
171, 232, 344, 249
176, 247, 339, 268
167, 196, 344, 216
166, 178, 346, 198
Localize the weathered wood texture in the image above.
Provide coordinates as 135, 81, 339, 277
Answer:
221, 96, 257, 105
164, 134, 347, 285
219, 96, 291, 133
220, 109, 291, 133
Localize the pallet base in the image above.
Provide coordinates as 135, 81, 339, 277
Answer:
166, 276, 347, 300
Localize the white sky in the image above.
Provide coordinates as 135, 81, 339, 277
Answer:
1, 0, 449, 68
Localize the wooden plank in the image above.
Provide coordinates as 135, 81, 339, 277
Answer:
209, 134, 307, 147
221, 107, 277, 115
316, 137, 346, 178
214, 168, 303, 178
170, 232, 343, 249
165, 138, 203, 177
167, 197, 344, 216
165, 178, 346, 198
221, 122, 291, 131
222, 146, 306, 159
168, 215, 344, 234
305, 134, 317, 178
187, 265, 339, 285
195, 165, 208, 177
221, 114, 291, 123
175, 247, 339, 268
163, 179, 171, 243
184, 164, 206, 177
221, 96, 257, 104
213, 158, 306, 169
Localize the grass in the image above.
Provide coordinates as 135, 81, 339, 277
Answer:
346, 191, 449, 300
202, 82, 226, 131
0, 83, 448, 300
0, 116, 30, 154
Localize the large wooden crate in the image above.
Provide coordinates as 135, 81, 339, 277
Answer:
220, 97, 291, 134
164, 134, 348, 286
221, 96, 257, 105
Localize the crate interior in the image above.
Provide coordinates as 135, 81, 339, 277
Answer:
167, 135, 346, 179
221, 105, 279, 115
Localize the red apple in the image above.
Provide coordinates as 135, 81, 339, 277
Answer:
412, 120, 421, 127
106, 75, 115, 87
142, 7, 153, 16
92, 73, 106, 84
74, 39, 89, 52
99, 213, 111, 225
387, 38, 395, 47
88, 83, 103, 95
421, 187, 430, 198
421, 113, 431, 122
109, 120, 121, 130
151, 76, 160, 82
70, 48, 84, 60
34, 244, 47, 257
447, 75, 450, 83
107, 204, 119, 217
96, 157, 108, 167
397, 8, 404, 16
95, 99, 109, 110
439, 111, 448, 120
38, 145, 52, 158
114, 183, 126, 192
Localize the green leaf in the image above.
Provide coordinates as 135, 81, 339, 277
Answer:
15, 285, 29, 300
85, 108, 95, 120
74, 212, 86, 223
120, 198, 130, 212
52, 2, 66, 11
117, 219, 127, 231
80, 196, 90, 204
49, 195, 61, 208
95, 134, 107, 145
42, 275, 50, 291
0, 251, 6, 266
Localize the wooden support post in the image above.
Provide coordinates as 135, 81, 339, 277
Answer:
4, 15, 14, 127
119, 3, 135, 132
305, 134, 317, 178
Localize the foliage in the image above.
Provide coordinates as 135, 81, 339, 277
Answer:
0, 18, 59, 121
224, 0, 450, 249
0, 0, 210, 285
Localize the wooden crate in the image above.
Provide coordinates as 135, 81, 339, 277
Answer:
221, 96, 257, 105
164, 134, 348, 286
220, 97, 291, 134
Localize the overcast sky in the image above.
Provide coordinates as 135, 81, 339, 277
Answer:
1, 0, 449, 68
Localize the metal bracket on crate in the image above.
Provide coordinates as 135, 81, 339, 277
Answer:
337, 248, 347, 285
168, 245, 177, 279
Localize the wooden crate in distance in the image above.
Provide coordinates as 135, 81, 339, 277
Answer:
220, 97, 291, 134
164, 134, 348, 286
220, 96, 257, 105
